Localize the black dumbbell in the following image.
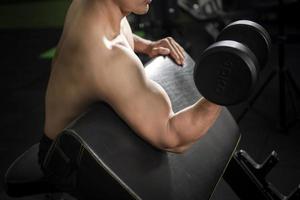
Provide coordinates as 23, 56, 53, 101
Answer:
217, 20, 271, 70
194, 20, 271, 105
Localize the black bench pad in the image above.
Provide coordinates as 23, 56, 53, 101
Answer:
5, 53, 240, 200
56, 53, 241, 199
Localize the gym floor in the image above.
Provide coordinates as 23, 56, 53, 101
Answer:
1, 1, 300, 200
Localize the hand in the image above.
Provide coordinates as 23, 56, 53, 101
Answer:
145, 37, 185, 66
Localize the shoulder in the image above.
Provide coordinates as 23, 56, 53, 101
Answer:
92, 40, 143, 72
89, 42, 146, 96
111, 45, 140, 67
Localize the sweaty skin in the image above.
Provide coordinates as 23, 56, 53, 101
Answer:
44, 0, 221, 153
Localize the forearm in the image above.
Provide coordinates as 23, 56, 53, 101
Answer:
133, 34, 152, 54
167, 98, 222, 152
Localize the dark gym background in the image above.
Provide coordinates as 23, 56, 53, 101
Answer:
0, 0, 300, 199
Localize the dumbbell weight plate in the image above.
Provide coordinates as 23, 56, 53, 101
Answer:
194, 40, 258, 105
217, 20, 271, 70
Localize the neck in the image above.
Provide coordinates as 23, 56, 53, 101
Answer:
81, 0, 127, 40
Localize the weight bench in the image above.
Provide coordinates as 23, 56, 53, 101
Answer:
5, 53, 299, 199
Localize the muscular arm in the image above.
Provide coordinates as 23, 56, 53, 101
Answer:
92, 46, 221, 153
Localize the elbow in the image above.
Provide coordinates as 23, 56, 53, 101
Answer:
165, 146, 190, 154
151, 118, 208, 154
153, 141, 182, 154
155, 143, 188, 154
162, 127, 209, 154
158, 131, 207, 154
160, 141, 193, 154
156, 133, 191, 154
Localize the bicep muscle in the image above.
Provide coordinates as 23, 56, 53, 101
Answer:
93, 47, 176, 149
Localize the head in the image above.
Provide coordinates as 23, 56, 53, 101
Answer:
114, 0, 152, 15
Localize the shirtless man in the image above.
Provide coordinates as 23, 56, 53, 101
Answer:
39, 0, 221, 162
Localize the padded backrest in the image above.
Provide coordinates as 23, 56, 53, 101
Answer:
46, 53, 241, 199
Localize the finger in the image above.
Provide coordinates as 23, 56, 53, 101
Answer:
168, 39, 184, 66
164, 38, 182, 65
156, 47, 171, 55
171, 40, 185, 65
174, 42, 185, 60
150, 47, 170, 57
